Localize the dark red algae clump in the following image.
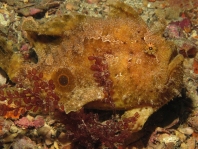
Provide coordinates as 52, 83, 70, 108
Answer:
0, 68, 60, 119
64, 109, 139, 149
88, 55, 114, 107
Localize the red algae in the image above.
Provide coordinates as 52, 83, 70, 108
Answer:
0, 68, 60, 119
64, 109, 139, 148
88, 55, 114, 107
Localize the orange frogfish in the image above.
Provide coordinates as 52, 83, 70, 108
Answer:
7, 1, 183, 132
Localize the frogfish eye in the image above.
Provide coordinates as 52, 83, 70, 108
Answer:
52, 68, 75, 92
59, 75, 68, 86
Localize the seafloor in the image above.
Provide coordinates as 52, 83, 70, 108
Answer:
0, 0, 198, 148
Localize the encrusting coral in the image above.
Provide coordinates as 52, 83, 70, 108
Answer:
0, 0, 184, 147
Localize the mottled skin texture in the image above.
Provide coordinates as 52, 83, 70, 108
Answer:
9, 2, 183, 132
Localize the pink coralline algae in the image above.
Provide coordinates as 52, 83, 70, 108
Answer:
173, 18, 191, 31
29, 8, 43, 16
14, 116, 45, 129
165, 17, 191, 39
165, 24, 182, 38
20, 44, 29, 52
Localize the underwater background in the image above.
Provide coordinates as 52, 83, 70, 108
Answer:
0, 0, 198, 148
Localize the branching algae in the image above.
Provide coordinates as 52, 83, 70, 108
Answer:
8, 1, 183, 132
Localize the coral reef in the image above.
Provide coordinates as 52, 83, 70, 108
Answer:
1, 0, 196, 148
